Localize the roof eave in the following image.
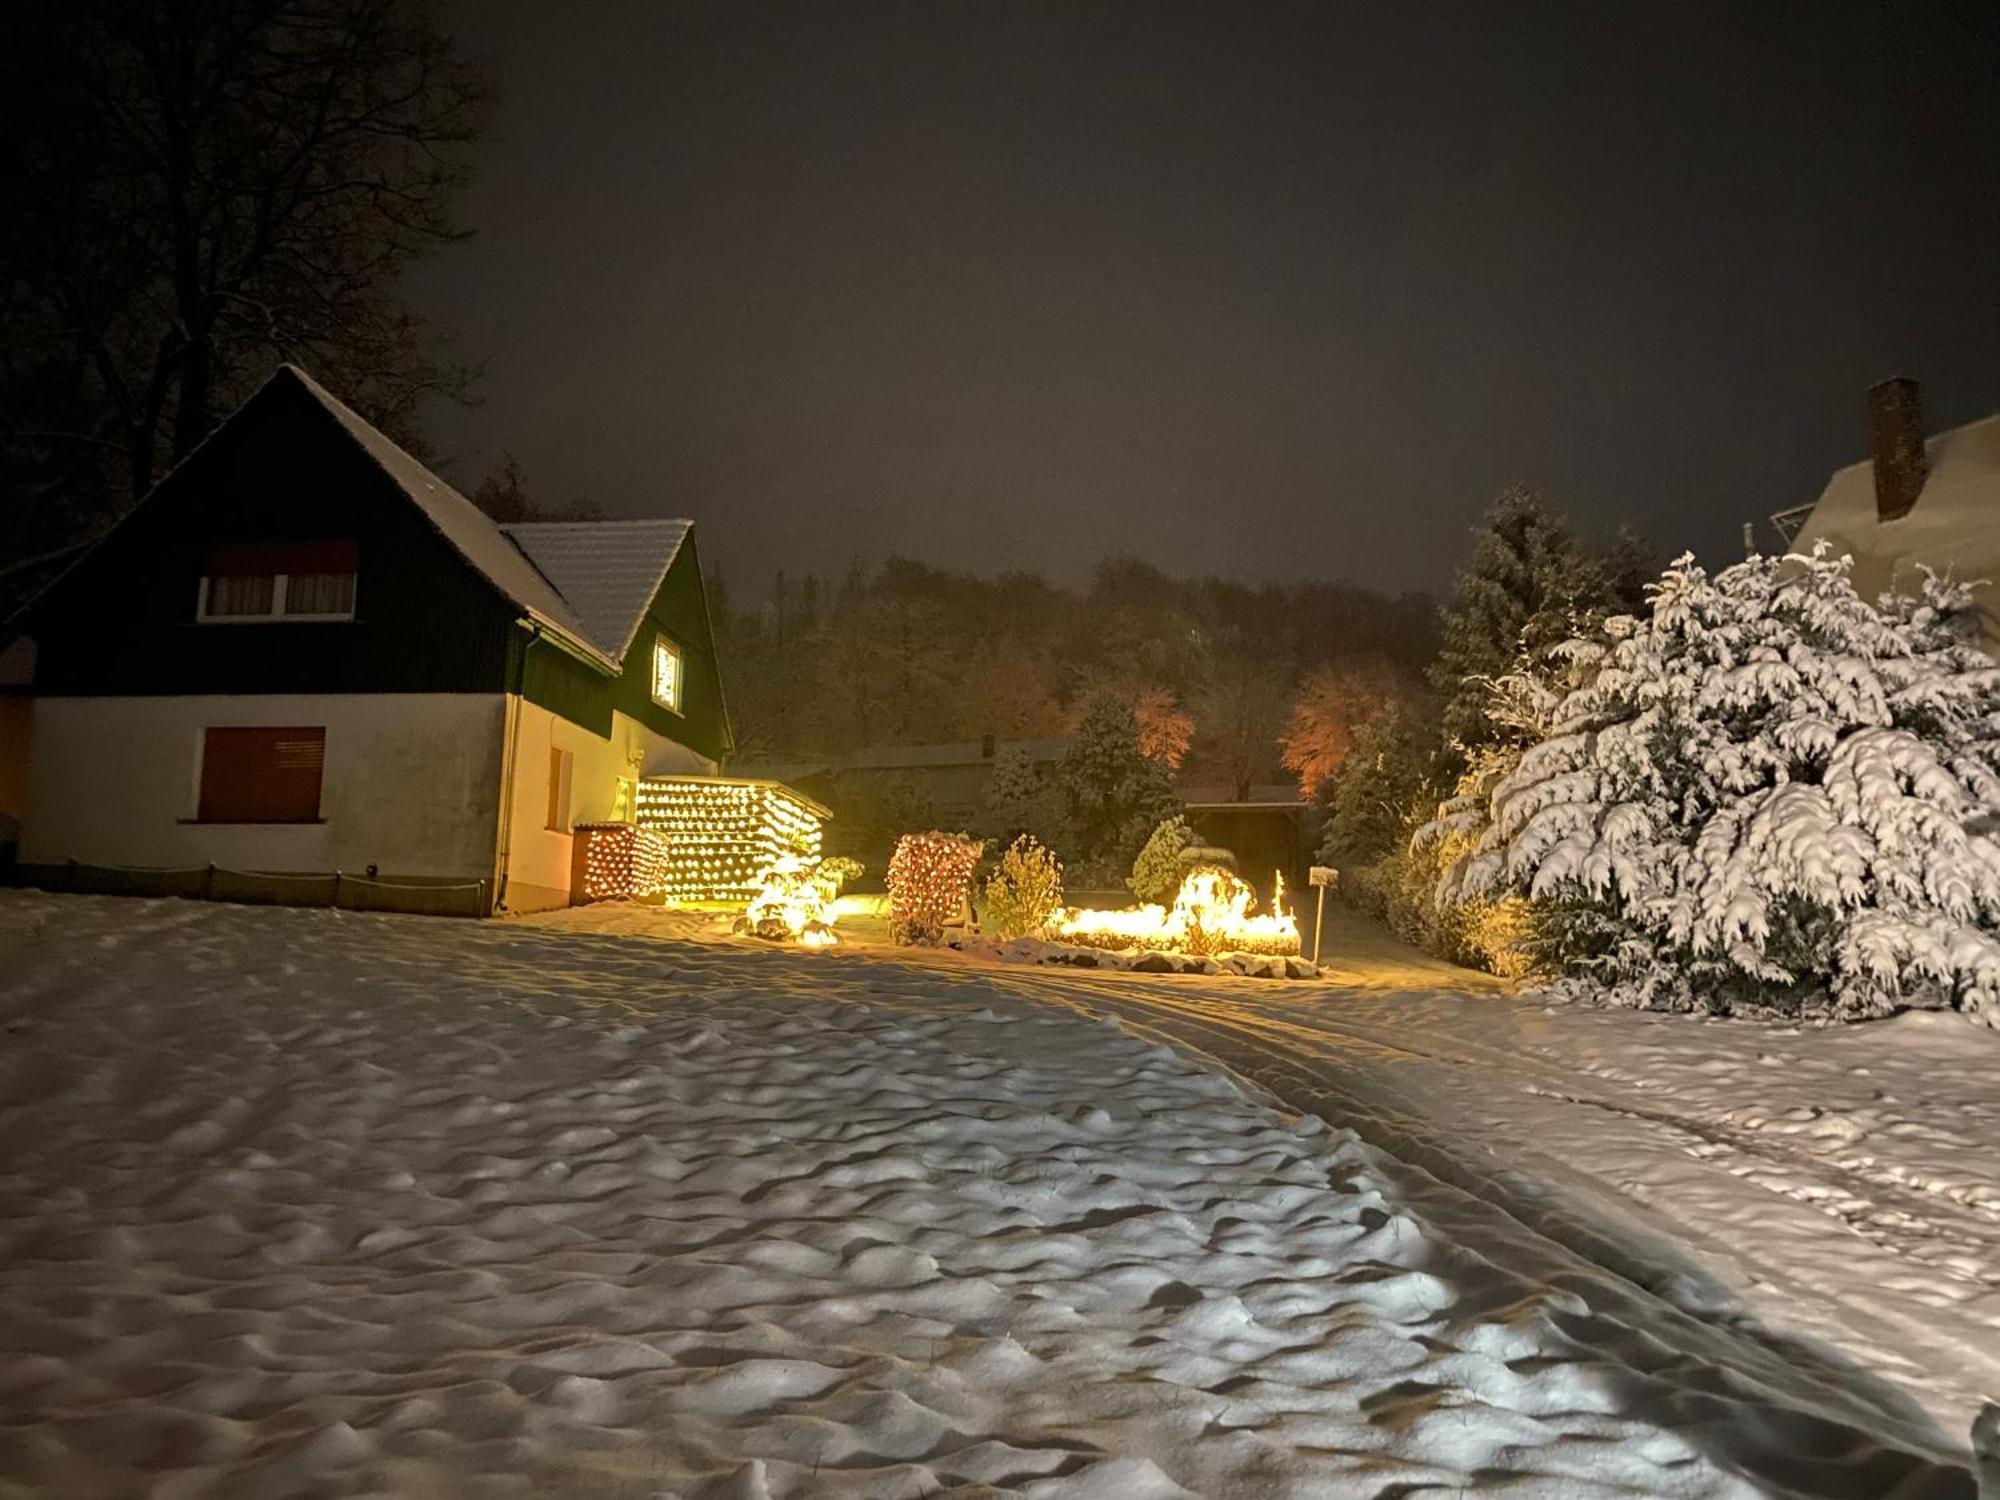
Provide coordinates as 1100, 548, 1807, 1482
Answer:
518, 613, 620, 674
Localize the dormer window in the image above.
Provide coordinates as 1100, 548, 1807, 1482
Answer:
198, 541, 358, 622
650, 633, 684, 713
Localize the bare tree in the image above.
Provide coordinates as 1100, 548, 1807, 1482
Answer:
1193, 639, 1288, 802
1, 0, 487, 566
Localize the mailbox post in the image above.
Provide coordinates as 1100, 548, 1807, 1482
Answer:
1308, 865, 1338, 965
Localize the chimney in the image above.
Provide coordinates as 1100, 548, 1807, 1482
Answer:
1867, 377, 1928, 522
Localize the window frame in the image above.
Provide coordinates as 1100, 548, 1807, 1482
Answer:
649, 633, 685, 714
196, 572, 358, 624
190, 725, 328, 825
194, 541, 358, 625
546, 746, 575, 832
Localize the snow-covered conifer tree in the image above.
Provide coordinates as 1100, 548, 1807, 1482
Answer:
1431, 488, 1616, 753
1439, 546, 2000, 1025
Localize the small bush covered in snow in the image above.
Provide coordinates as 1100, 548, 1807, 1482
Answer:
1436, 547, 2000, 1025
1128, 816, 1193, 905
983, 835, 1064, 938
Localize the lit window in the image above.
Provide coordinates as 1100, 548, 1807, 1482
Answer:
651, 635, 684, 713
197, 541, 357, 622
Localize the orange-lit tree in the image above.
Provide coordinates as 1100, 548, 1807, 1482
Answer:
1279, 660, 1405, 801
1134, 688, 1194, 769
955, 641, 1067, 739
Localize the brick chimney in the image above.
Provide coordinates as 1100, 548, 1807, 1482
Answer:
1867, 376, 1928, 522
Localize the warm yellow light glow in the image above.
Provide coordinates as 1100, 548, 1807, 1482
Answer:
741, 854, 845, 946
576, 822, 670, 901
888, 831, 983, 945
1051, 866, 1301, 957
634, 776, 828, 904
651, 635, 684, 713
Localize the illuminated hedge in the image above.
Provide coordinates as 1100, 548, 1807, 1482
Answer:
634, 776, 829, 903
887, 831, 984, 945
574, 822, 670, 902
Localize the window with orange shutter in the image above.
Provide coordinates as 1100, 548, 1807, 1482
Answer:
197, 727, 326, 823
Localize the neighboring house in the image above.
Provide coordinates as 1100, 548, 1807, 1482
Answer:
751, 736, 1071, 824
1176, 783, 1312, 896
12, 365, 732, 913
1777, 377, 2000, 650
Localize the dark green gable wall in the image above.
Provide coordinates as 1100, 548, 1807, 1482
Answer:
30, 375, 521, 696
30, 369, 736, 764
514, 534, 733, 763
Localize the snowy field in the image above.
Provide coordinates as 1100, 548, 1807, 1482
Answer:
0, 894, 1986, 1498
960, 911, 2000, 1442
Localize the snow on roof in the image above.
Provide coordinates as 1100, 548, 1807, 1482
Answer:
274, 366, 619, 671
1792, 411, 2000, 640
501, 519, 692, 665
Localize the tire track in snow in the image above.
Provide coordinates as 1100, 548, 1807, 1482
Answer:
1003, 967, 2000, 1287
966, 962, 1983, 1475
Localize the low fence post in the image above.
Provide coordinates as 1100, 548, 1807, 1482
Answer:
330, 870, 342, 910
201, 863, 215, 901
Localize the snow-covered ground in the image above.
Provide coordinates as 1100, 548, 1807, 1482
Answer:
967, 910, 2000, 1444
0, 893, 1984, 1498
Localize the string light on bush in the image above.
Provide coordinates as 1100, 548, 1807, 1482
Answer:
736, 854, 861, 947
1051, 865, 1301, 957
575, 823, 670, 902
887, 831, 984, 945
634, 776, 829, 903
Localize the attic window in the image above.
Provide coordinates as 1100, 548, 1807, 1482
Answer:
198, 540, 357, 622
650, 634, 684, 714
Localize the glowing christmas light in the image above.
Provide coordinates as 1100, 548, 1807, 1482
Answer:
737, 854, 859, 946
634, 776, 829, 904
887, 831, 984, 945
574, 822, 670, 902
1051, 866, 1301, 957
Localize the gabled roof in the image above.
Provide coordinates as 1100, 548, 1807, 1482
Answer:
14, 365, 706, 680
274, 366, 622, 670
502, 519, 693, 664
1791, 411, 2000, 638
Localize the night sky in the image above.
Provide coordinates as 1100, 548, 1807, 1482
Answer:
406, 1, 2000, 599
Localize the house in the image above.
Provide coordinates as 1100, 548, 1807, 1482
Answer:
1174, 781, 1313, 896
1776, 377, 2000, 650
10, 365, 733, 914
747, 736, 1071, 825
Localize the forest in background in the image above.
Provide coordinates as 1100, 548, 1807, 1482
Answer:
708, 556, 1439, 794
703, 496, 1654, 895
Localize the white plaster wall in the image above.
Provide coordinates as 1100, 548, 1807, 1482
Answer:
499, 702, 715, 910
24, 694, 506, 878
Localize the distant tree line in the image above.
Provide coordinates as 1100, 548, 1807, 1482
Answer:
710, 555, 1441, 792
